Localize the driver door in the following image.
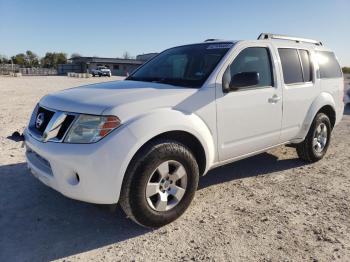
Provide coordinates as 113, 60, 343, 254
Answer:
216, 43, 282, 161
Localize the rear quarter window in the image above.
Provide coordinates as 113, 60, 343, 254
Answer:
316, 51, 342, 79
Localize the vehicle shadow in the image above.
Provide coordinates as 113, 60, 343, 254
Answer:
0, 151, 306, 261
0, 163, 149, 261
199, 152, 305, 189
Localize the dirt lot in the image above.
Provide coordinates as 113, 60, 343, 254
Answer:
0, 76, 349, 261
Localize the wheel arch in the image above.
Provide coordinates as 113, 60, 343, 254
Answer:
128, 130, 207, 176
298, 92, 337, 139
317, 105, 336, 129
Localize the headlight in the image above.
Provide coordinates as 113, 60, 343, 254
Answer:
64, 115, 121, 143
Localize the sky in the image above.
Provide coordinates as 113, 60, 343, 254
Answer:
0, 0, 349, 66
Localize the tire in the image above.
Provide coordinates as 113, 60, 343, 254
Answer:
99, 73, 102, 77
119, 139, 199, 228
92, 73, 95, 77
296, 113, 331, 163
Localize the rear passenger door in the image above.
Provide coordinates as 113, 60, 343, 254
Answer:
278, 48, 319, 141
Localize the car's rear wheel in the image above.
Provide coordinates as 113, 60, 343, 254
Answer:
296, 113, 331, 162
119, 139, 199, 228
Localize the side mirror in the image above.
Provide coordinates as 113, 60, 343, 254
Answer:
223, 71, 259, 92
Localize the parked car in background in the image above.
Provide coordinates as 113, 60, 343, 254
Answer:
91, 66, 111, 77
24, 33, 344, 228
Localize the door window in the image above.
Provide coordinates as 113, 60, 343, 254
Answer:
278, 48, 303, 84
226, 47, 274, 89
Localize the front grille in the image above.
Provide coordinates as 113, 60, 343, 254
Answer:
28, 105, 76, 142
35, 107, 55, 134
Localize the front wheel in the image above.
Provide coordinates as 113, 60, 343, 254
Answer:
296, 113, 332, 162
119, 140, 199, 228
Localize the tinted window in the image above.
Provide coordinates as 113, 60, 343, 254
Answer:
128, 43, 232, 88
299, 50, 312, 82
278, 48, 303, 84
316, 51, 342, 79
228, 47, 273, 88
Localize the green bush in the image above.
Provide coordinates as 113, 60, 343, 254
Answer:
343, 67, 350, 74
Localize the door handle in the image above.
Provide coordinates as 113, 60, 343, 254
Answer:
268, 94, 281, 104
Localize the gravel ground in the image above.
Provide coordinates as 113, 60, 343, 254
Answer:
0, 76, 349, 262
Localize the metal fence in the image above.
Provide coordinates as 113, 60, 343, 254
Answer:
0, 64, 57, 76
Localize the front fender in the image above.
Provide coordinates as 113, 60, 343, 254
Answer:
125, 108, 215, 171
111, 108, 215, 201
297, 92, 336, 140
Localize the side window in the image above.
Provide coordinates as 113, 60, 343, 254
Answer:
278, 48, 303, 84
299, 49, 312, 82
227, 47, 273, 88
316, 51, 342, 79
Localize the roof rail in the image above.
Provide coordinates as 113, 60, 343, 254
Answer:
258, 33, 323, 46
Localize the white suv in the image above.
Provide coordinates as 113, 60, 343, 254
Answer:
25, 33, 344, 227
91, 66, 112, 77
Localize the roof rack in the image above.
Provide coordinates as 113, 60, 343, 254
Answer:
258, 33, 323, 46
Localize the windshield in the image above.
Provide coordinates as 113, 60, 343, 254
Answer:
127, 43, 233, 88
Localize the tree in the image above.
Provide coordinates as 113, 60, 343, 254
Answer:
70, 53, 82, 59
25, 50, 39, 67
8, 51, 39, 67
0, 54, 9, 64
343, 67, 350, 74
11, 53, 26, 66
41, 52, 67, 68
123, 51, 132, 59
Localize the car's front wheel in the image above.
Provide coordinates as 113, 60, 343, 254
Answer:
119, 139, 199, 228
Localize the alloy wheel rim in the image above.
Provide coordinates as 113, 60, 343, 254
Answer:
313, 123, 328, 153
145, 160, 187, 212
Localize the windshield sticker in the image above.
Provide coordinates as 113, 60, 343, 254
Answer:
207, 43, 233, 49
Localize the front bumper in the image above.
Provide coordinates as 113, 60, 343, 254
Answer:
24, 125, 138, 204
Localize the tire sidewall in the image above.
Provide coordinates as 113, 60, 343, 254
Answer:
309, 113, 331, 159
126, 141, 199, 227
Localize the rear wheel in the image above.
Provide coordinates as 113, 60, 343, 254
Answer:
119, 139, 199, 228
296, 113, 331, 162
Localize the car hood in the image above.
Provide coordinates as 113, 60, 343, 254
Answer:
40, 80, 197, 119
